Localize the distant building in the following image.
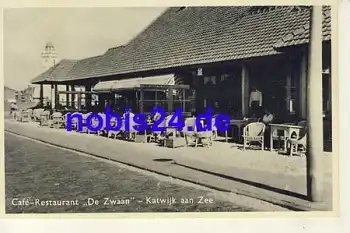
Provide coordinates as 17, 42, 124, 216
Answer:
4, 86, 16, 101
19, 85, 35, 103
4, 86, 17, 111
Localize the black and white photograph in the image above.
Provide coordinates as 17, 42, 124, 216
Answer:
3, 5, 335, 214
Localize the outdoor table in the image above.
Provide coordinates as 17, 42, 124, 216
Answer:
269, 123, 303, 152
229, 119, 249, 142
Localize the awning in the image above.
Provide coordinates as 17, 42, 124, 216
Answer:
93, 74, 175, 92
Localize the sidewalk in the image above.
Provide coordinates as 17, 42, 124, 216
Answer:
4, 119, 333, 211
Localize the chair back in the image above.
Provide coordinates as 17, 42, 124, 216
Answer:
244, 122, 265, 137
34, 109, 43, 119
183, 117, 197, 135
297, 120, 307, 128
42, 110, 50, 116
297, 120, 308, 139
89, 113, 101, 128
129, 114, 138, 133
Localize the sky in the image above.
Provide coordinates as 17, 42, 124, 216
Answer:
3, 7, 166, 91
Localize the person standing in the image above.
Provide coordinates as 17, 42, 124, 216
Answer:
249, 86, 263, 117
10, 101, 18, 120
212, 101, 220, 115
260, 108, 274, 149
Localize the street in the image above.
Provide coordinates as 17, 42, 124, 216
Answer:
5, 133, 253, 213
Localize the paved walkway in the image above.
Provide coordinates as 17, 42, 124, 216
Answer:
4, 119, 334, 211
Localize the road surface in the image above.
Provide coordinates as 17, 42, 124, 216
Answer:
5, 133, 254, 213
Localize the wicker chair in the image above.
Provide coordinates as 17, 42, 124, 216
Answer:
243, 122, 266, 151
51, 112, 65, 129
87, 113, 102, 135
107, 118, 123, 139
33, 108, 44, 122
288, 121, 307, 156
183, 117, 197, 146
183, 118, 213, 147
147, 116, 168, 144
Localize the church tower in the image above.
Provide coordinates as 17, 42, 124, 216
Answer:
41, 42, 57, 69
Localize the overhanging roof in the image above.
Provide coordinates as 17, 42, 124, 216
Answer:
31, 59, 78, 84
43, 6, 332, 84
66, 6, 332, 81
66, 47, 126, 80
274, 6, 331, 48
93, 74, 176, 92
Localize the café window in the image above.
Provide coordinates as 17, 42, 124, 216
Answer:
204, 76, 216, 85
220, 74, 230, 82
285, 74, 297, 113
173, 89, 195, 113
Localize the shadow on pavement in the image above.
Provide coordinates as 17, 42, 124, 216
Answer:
173, 162, 308, 201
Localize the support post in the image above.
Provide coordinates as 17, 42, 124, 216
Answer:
77, 93, 82, 111
85, 85, 92, 111
241, 64, 249, 117
53, 84, 58, 110
51, 84, 54, 109
183, 89, 186, 112
306, 6, 324, 202
98, 94, 105, 113
66, 85, 70, 107
135, 91, 139, 113
71, 85, 75, 109
39, 84, 44, 105
300, 53, 308, 118
168, 87, 174, 113
140, 89, 144, 113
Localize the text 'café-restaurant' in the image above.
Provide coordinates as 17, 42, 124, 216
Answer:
30, 6, 332, 148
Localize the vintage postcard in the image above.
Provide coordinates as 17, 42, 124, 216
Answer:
1, 0, 339, 219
